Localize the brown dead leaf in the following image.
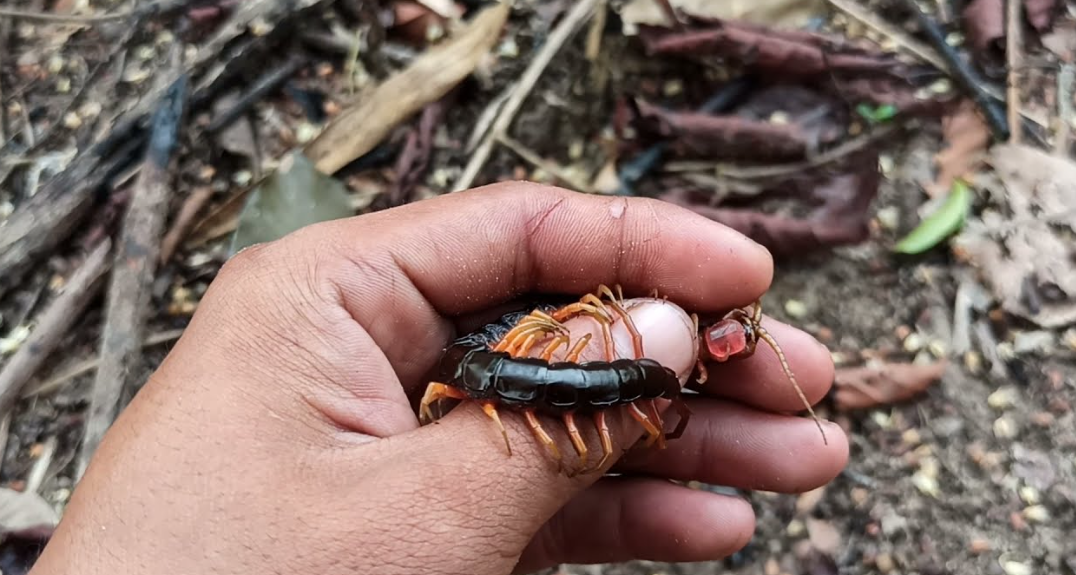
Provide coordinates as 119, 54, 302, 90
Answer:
927, 99, 990, 197
629, 98, 822, 162
659, 156, 880, 257
953, 144, 1076, 327
964, 0, 1061, 60
806, 517, 842, 556
619, 0, 825, 33
637, 16, 911, 80
833, 360, 948, 411
305, 2, 509, 174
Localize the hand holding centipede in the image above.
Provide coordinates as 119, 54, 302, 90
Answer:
34, 183, 848, 575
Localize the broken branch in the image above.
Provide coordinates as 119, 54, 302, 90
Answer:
79, 74, 188, 481
0, 240, 112, 418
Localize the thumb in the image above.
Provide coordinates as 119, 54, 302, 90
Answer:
397, 295, 700, 572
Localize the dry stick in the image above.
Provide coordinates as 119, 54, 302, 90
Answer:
497, 134, 591, 192
159, 186, 215, 264
78, 75, 188, 482
25, 436, 56, 494
0, 413, 10, 477
21, 329, 186, 400
452, 0, 599, 192
0, 239, 112, 418
1055, 64, 1074, 154
827, 0, 1046, 130
1006, 0, 1022, 144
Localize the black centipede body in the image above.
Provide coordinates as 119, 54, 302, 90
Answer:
434, 307, 682, 416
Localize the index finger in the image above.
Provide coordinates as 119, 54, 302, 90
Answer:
287, 181, 774, 385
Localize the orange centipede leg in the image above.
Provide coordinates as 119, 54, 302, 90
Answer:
551, 301, 616, 360
644, 399, 668, 450
482, 402, 512, 456
563, 333, 593, 363
562, 413, 588, 475
538, 335, 570, 361
599, 285, 644, 359
593, 410, 613, 470
627, 402, 663, 447
418, 382, 469, 424
665, 397, 693, 441
524, 409, 563, 472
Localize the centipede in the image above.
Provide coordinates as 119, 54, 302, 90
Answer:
419, 284, 825, 476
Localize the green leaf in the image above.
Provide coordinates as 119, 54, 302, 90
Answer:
856, 103, 898, 124
229, 150, 354, 255
894, 179, 973, 254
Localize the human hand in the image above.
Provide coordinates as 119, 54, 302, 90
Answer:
30, 182, 848, 575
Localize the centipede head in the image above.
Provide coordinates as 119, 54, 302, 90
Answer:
700, 302, 829, 446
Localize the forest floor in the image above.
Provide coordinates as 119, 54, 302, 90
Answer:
0, 1, 1074, 574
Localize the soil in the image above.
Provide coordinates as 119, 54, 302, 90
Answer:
1, 2, 1074, 575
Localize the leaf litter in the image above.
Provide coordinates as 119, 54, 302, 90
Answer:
953, 144, 1076, 327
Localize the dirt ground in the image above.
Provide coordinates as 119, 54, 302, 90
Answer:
1, 2, 1075, 574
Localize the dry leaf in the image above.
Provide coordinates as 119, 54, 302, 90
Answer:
953, 144, 1076, 327
619, 0, 825, 33
305, 2, 509, 174
833, 360, 948, 411
927, 100, 990, 197
806, 517, 842, 555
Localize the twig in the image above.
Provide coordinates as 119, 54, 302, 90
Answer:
205, 55, 304, 133
1006, 0, 1022, 144
896, 0, 1009, 140
0, 6, 136, 22
497, 134, 591, 192
0, 413, 9, 477
662, 123, 900, 180
0, 240, 112, 418
452, 0, 599, 192
825, 0, 948, 70
0, 0, 192, 23
1056, 64, 1074, 154
159, 186, 215, 263
614, 78, 752, 196
79, 74, 188, 481
0, 0, 333, 299
21, 329, 186, 400
25, 436, 56, 494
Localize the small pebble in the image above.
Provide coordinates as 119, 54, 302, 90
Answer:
1030, 412, 1055, 427
928, 339, 947, 358
1013, 330, 1054, 354
62, 112, 82, 129
56, 76, 71, 93
568, 140, 584, 160
662, 79, 683, 96
964, 351, 983, 373
1022, 505, 1050, 523
993, 415, 1019, 439
875, 206, 899, 231
969, 538, 992, 554
1010, 511, 1028, 531
912, 471, 940, 497
903, 332, 924, 352
815, 326, 834, 343
1002, 560, 1033, 575
784, 299, 808, 319
988, 386, 1019, 410
1019, 486, 1041, 505
764, 558, 780, 575
875, 552, 895, 573
895, 324, 912, 340
497, 37, 519, 58
851, 487, 869, 506
1062, 328, 1076, 351
786, 519, 805, 537
46, 54, 64, 73
902, 428, 921, 446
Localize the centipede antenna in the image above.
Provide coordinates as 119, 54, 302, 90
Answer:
755, 327, 828, 445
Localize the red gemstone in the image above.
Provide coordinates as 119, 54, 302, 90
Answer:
706, 320, 747, 361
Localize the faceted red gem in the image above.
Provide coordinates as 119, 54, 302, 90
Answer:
705, 320, 747, 361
